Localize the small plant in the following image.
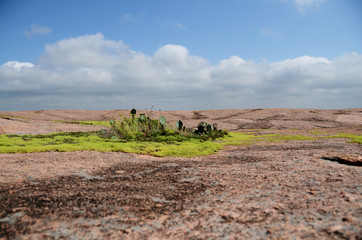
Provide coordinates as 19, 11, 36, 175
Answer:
103, 109, 228, 141
193, 121, 227, 140
176, 120, 183, 131
174, 119, 227, 140
159, 116, 166, 127
139, 113, 146, 122
105, 109, 170, 141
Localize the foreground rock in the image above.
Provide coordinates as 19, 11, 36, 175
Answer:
0, 109, 361, 239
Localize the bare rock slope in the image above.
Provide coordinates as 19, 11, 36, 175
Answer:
0, 108, 361, 134
0, 108, 361, 239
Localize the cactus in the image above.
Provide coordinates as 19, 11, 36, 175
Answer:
159, 116, 166, 126
206, 124, 212, 132
194, 121, 221, 136
139, 113, 146, 122
106, 107, 227, 141
199, 121, 207, 127
176, 120, 183, 131
197, 125, 205, 134
130, 108, 137, 122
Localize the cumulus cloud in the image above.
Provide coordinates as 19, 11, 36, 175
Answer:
1, 61, 35, 71
38, 33, 134, 67
0, 33, 361, 110
24, 24, 52, 39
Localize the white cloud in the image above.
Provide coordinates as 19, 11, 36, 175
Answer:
121, 13, 136, 22
1, 33, 361, 110
293, 0, 325, 7
175, 23, 187, 30
1, 61, 35, 71
38, 33, 134, 67
259, 28, 282, 39
295, 0, 326, 13
154, 44, 207, 69
276, 0, 326, 13
120, 10, 147, 22
24, 24, 52, 39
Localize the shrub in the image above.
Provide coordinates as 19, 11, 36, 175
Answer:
102, 109, 228, 141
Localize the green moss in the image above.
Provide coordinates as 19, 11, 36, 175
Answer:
310, 131, 328, 135
119, 139, 222, 157
330, 133, 362, 144
0, 132, 221, 157
263, 134, 317, 141
218, 132, 316, 146
0, 131, 330, 157
219, 132, 256, 146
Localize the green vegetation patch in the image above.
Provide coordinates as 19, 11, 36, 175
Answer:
4, 107, 357, 157
120, 139, 222, 157
329, 133, 362, 144
0, 131, 325, 157
219, 132, 257, 146
0, 132, 221, 157
219, 132, 317, 146
106, 108, 227, 141
262, 134, 317, 142
310, 131, 328, 135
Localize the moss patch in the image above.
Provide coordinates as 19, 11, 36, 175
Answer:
263, 134, 317, 142
218, 132, 257, 146
0, 132, 221, 157
1, 131, 358, 157
219, 132, 316, 146
310, 131, 328, 135
329, 133, 362, 144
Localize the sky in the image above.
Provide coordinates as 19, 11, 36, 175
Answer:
0, 0, 361, 111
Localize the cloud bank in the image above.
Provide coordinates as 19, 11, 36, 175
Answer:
24, 24, 52, 39
1, 33, 361, 110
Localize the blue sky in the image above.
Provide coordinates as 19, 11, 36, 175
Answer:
0, 0, 361, 110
